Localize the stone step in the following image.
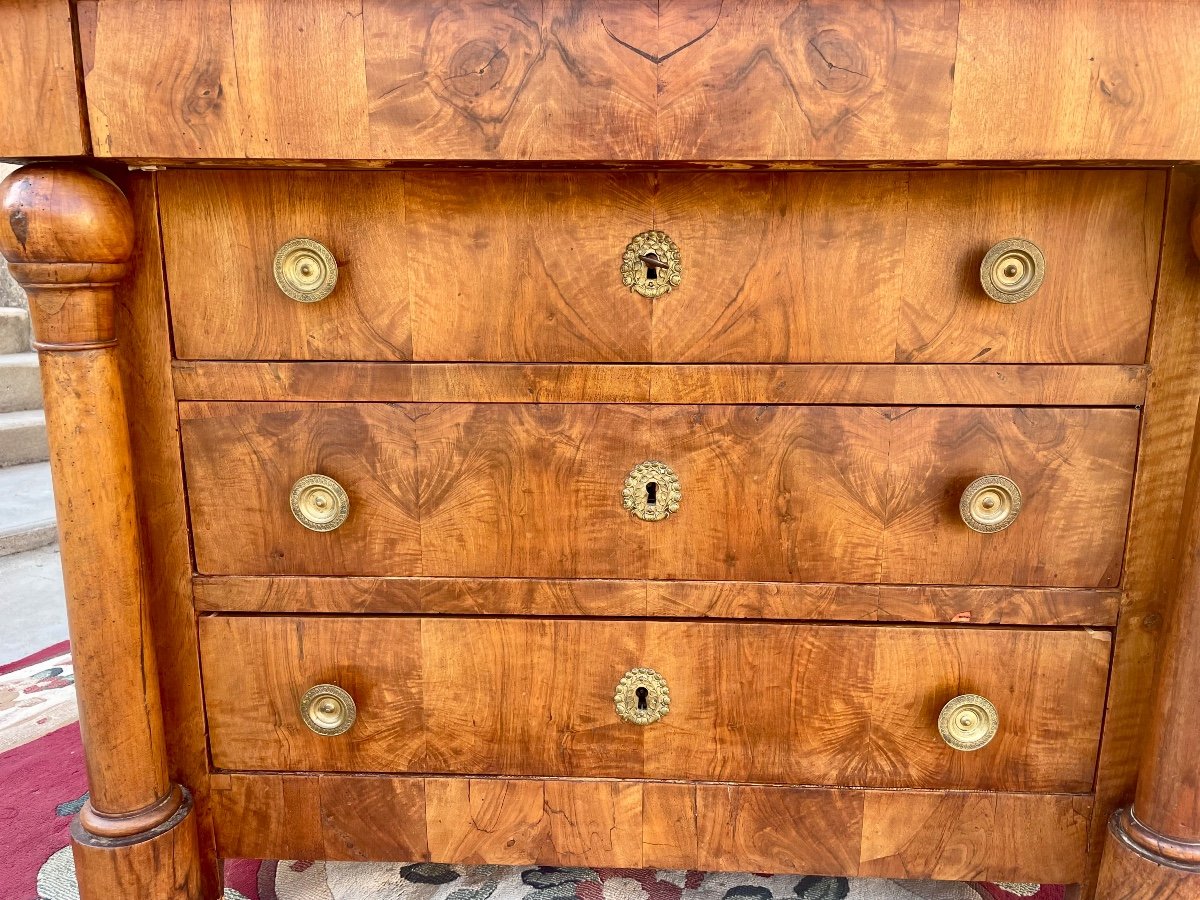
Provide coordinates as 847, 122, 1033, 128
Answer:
0, 461, 57, 557
0, 408, 48, 468
0, 307, 30, 354
0, 352, 42, 413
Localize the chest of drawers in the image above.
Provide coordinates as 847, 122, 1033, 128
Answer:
3, 3, 1200, 899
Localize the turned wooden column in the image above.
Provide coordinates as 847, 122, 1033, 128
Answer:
1096, 204, 1200, 898
0, 165, 202, 899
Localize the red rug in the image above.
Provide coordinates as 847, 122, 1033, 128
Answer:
0, 646, 1064, 900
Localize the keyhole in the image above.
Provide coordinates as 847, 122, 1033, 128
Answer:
636, 686, 649, 709
645, 481, 658, 506
644, 251, 660, 281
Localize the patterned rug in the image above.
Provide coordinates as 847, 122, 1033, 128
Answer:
0, 645, 1062, 900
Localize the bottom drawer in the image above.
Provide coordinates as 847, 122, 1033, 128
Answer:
200, 616, 1110, 793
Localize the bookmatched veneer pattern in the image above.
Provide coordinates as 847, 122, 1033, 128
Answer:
199, 616, 1110, 793
180, 402, 1139, 586
159, 169, 1162, 365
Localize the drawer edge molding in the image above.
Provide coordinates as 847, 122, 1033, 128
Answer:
171, 361, 1149, 407
192, 576, 1122, 627
208, 772, 1092, 885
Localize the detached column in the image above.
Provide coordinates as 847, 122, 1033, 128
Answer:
0, 165, 201, 899
1096, 207, 1200, 897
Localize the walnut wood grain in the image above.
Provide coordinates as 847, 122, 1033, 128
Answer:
192, 576, 1121, 626
199, 615, 1109, 794
0, 0, 87, 157
180, 402, 1138, 585
0, 166, 202, 898
171, 361, 1149, 407
209, 773, 1093, 884
75, 1, 1200, 162
114, 175, 222, 897
1086, 171, 1200, 894
159, 169, 1161, 365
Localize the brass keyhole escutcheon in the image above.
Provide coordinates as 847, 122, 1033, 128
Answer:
623, 461, 681, 522
621, 230, 682, 299
960, 474, 1022, 533
290, 474, 350, 532
938, 694, 999, 751
300, 684, 357, 736
274, 237, 339, 303
615, 667, 670, 725
980, 238, 1045, 303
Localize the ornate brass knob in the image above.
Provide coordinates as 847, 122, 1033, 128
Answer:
623, 461, 681, 522
980, 238, 1045, 303
938, 694, 999, 751
960, 474, 1022, 533
615, 667, 670, 725
621, 230, 681, 298
290, 474, 349, 532
274, 237, 338, 303
300, 684, 357, 736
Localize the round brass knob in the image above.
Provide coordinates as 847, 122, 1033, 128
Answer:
615, 667, 670, 725
300, 684, 357, 736
938, 693, 999, 751
960, 474, 1022, 533
621, 230, 682, 299
622, 461, 681, 522
290, 474, 349, 532
274, 237, 338, 303
980, 238, 1045, 303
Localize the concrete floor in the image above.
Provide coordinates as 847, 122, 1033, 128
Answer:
0, 543, 68, 666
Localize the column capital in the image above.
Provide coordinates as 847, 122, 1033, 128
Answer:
0, 165, 134, 350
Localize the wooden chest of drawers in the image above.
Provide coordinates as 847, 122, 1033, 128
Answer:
4, 3, 1200, 899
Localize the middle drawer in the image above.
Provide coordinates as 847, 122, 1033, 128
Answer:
180, 402, 1138, 586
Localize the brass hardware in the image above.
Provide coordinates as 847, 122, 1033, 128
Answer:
300, 684, 357, 736
980, 238, 1045, 303
622, 230, 682, 299
615, 667, 670, 725
938, 693, 999, 751
960, 474, 1022, 533
290, 474, 350, 532
623, 461, 681, 522
274, 238, 338, 303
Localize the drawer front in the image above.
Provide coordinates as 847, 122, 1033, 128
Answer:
200, 616, 1110, 793
181, 402, 1138, 586
161, 169, 1161, 363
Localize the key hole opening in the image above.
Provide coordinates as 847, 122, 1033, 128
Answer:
645, 481, 658, 506
644, 252, 660, 281
636, 686, 649, 710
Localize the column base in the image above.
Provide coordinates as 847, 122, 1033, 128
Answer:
1096, 808, 1200, 899
71, 787, 204, 900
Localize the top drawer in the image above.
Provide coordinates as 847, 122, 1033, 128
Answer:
160, 169, 1162, 363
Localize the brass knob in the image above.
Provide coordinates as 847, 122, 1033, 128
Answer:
274, 237, 338, 303
290, 474, 349, 532
621, 230, 682, 298
980, 238, 1045, 303
623, 461, 681, 522
615, 667, 670, 725
300, 684, 357, 736
938, 694, 999, 751
960, 474, 1021, 533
